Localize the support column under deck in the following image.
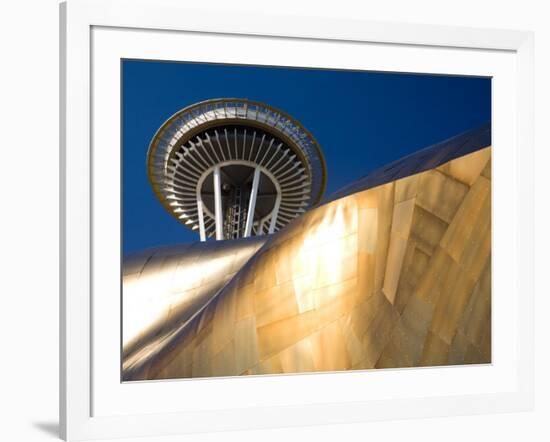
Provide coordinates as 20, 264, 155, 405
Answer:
244, 167, 261, 238
269, 194, 281, 234
213, 166, 223, 240
196, 194, 206, 242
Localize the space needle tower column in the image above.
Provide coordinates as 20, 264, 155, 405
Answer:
147, 99, 327, 241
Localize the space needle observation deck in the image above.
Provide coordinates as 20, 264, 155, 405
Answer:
147, 98, 327, 241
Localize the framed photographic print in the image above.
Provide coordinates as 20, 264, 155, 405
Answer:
60, 0, 534, 440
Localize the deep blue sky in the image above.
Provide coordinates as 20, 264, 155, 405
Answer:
122, 60, 491, 255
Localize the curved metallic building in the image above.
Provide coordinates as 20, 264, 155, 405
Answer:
123, 237, 266, 367
123, 124, 492, 381
147, 99, 327, 241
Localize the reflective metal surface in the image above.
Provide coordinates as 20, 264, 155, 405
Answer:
123, 135, 492, 381
122, 236, 266, 378
324, 122, 490, 204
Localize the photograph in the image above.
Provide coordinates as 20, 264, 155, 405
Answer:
121, 60, 492, 381
2, 0, 542, 440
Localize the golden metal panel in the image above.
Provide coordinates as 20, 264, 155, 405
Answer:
123, 237, 265, 357
481, 157, 491, 179
392, 241, 416, 304
314, 289, 359, 329
379, 322, 414, 368
192, 338, 213, 377
448, 331, 470, 365
277, 338, 316, 374
122, 147, 492, 380
249, 354, 284, 375
358, 207, 378, 254
354, 187, 378, 209
292, 274, 316, 313
404, 246, 431, 289
313, 277, 358, 310
235, 282, 255, 321
316, 248, 358, 291
393, 278, 414, 316
373, 183, 395, 292
309, 320, 351, 371
256, 309, 319, 361
479, 325, 492, 361
380, 293, 433, 367
458, 187, 491, 280
357, 251, 376, 302
210, 287, 238, 356
274, 245, 294, 285
430, 271, 477, 345
464, 343, 485, 364
417, 169, 468, 224
382, 234, 408, 304
366, 295, 400, 367
342, 294, 380, 346
440, 175, 490, 263
414, 247, 458, 305
419, 331, 450, 366
338, 313, 366, 367
391, 198, 416, 239
401, 294, 434, 339
395, 174, 420, 203
409, 206, 448, 256
211, 340, 236, 377
437, 146, 491, 186
458, 259, 491, 345
233, 316, 259, 374
255, 283, 299, 328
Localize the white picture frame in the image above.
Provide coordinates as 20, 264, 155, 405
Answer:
60, 0, 534, 440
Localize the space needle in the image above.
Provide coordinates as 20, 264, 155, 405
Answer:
147, 98, 327, 241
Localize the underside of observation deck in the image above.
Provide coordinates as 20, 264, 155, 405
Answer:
147, 99, 327, 241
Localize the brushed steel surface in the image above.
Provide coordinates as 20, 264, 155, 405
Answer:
123, 140, 492, 381
122, 236, 266, 378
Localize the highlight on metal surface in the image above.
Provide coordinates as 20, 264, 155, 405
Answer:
147, 98, 327, 241
122, 236, 266, 361
123, 124, 492, 381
